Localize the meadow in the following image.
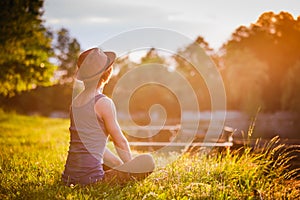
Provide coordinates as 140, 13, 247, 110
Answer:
0, 110, 299, 199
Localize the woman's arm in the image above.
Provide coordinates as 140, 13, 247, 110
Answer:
95, 97, 132, 163
103, 147, 123, 168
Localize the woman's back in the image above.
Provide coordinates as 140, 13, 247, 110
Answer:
62, 94, 108, 186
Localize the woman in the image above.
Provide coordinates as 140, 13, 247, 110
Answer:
62, 48, 155, 186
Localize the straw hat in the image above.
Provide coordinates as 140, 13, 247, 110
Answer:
77, 48, 116, 82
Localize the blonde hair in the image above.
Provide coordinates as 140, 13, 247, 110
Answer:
97, 66, 113, 88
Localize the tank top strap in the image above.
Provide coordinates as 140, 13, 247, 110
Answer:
94, 93, 106, 103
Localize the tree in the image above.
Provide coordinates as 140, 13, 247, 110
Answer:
174, 37, 215, 110
221, 11, 300, 111
0, 0, 56, 96
105, 48, 181, 125
281, 61, 300, 113
133, 48, 180, 124
140, 47, 165, 64
222, 48, 269, 114
54, 28, 81, 83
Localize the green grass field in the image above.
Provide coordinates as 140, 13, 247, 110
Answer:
0, 110, 299, 199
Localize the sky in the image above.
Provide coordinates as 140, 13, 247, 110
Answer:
43, 0, 300, 52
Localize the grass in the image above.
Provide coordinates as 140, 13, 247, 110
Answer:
0, 110, 300, 199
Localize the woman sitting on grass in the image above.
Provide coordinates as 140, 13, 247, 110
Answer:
62, 47, 155, 186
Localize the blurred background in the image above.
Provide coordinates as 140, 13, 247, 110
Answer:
1, 0, 300, 142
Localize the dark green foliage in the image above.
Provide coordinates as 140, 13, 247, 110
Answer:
0, 84, 72, 116
54, 28, 81, 82
0, 0, 56, 96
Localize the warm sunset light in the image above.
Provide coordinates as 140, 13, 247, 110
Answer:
1, 0, 300, 199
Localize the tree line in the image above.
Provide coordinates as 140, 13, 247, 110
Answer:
106, 11, 300, 117
1, 0, 300, 116
0, 0, 81, 97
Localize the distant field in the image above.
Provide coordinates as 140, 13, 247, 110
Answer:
0, 110, 299, 199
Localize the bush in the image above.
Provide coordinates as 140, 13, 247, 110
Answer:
0, 84, 72, 116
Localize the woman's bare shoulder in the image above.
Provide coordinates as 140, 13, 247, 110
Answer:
94, 96, 116, 115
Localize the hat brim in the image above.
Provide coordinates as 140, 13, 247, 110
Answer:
104, 51, 116, 70
77, 51, 116, 82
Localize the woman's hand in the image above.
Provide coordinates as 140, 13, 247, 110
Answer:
103, 147, 123, 168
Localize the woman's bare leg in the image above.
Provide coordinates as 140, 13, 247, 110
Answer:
103, 154, 155, 185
